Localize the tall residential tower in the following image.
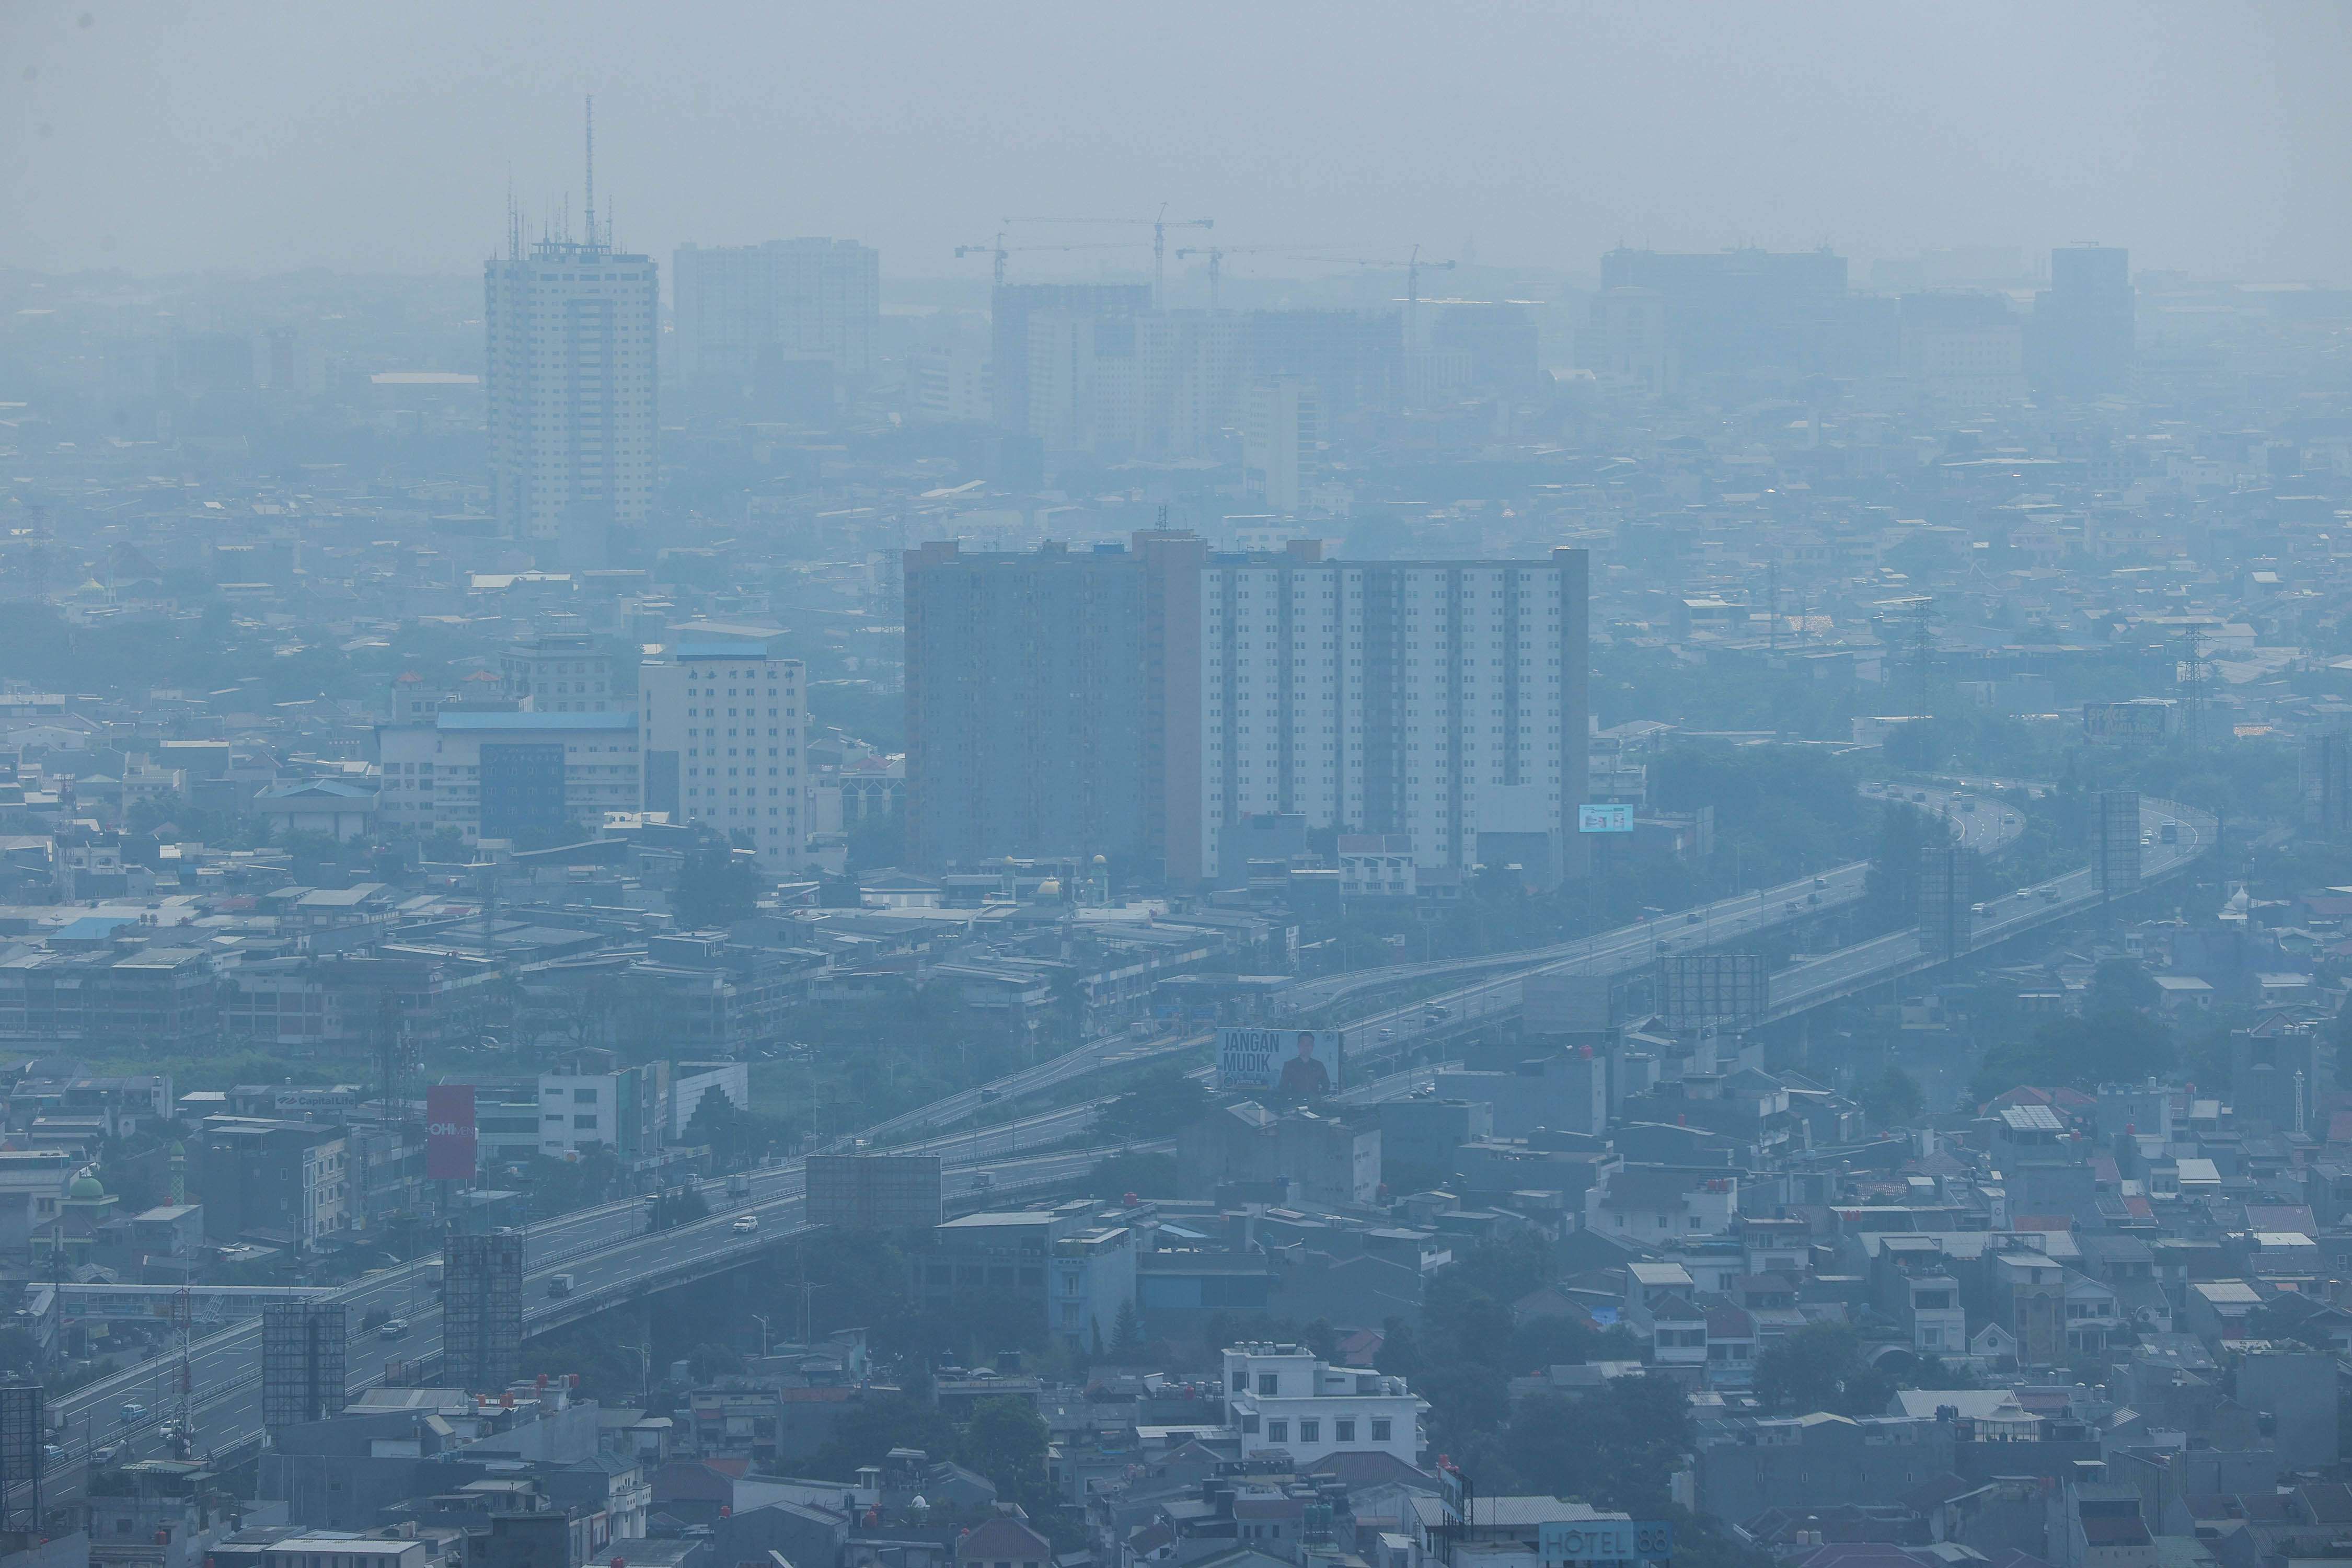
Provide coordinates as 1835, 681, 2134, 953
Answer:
485, 115, 658, 551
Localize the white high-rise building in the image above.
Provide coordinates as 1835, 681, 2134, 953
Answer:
673, 239, 881, 387
1175, 545, 1589, 883
638, 626, 813, 873
1243, 377, 1319, 515
485, 237, 659, 545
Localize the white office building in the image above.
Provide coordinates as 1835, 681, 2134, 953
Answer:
502, 630, 618, 713
907, 342, 993, 424
376, 710, 642, 843
1243, 377, 1319, 515
1181, 545, 1590, 883
638, 626, 813, 873
674, 238, 880, 385
1220, 1343, 1425, 1468
485, 238, 659, 545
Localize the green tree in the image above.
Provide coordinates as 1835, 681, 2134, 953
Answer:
674, 843, 762, 929
1971, 1008, 2176, 1103
1507, 1376, 1693, 1514
846, 808, 905, 873
808, 1393, 961, 1479
1110, 1300, 1145, 1360
1860, 1066, 1926, 1130
1753, 1322, 1893, 1416
688, 1341, 745, 1381
2088, 958, 2161, 1015
1099, 1067, 1211, 1139
961, 1396, 1051, 1511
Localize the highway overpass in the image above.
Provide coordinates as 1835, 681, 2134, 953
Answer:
22, 786, 2212, 1518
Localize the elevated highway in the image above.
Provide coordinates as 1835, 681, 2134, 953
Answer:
26, 786, 2210, 1518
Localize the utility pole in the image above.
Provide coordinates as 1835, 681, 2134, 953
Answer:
1911, 597, 1934, 718
2180, 622, 2207, 750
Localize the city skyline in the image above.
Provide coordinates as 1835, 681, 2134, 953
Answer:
5, 2, 2350, 282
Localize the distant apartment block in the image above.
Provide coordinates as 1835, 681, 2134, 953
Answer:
638, 626, 813, 873
485, 238, 658, 546
673, 238, 881, 386
377, 710, 641, 844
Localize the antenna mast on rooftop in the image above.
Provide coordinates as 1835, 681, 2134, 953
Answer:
583, 95, 597, 252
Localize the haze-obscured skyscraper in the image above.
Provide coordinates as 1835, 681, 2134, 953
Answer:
1598, 246, 1850, 374
673, 238, 881, 388
1243, 377, 1318, 515
485, 232, 659, 548
990, 282, 1151, 435
2033, 244, 2134, 395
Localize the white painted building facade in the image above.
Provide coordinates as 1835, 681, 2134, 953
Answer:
1220, 1343, 1424, 1468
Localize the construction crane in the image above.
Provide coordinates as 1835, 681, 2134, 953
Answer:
954, 238, 1149, 290
1172, 244, 1340, 310
954, 232, 1009, 289
1001, 206, 1214, 308
1263, 245, 1457, 342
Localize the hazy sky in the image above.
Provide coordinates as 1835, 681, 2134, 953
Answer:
6, 1, 2350, 283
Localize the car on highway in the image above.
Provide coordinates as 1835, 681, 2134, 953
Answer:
1686, 912, 1702, 925
378, 1317, 408, 1340
1812, 876, 1828, 889
2042, 886, 2060, 902
732, 1214, 760, 1234
41, 1444, 61, 1463
90, 1443, 117, 1465
1377, 1028, 1394, 1040
118, 1403, 145, 1424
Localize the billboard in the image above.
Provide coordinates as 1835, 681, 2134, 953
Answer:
0, 1380, 40, 1529
1578, 803, 1634, 834
2083, 701, 2171, 745
424, 1084, 477, 1181
1524, 974, 1613, 1035
806, 1155, 944, 1231
445, 1231, 524, 1393
2095, 789, 2141, 897
261, 1302, 347, 1431
1658, 954, 1768, 1026
1218, 1027, 1343, 1095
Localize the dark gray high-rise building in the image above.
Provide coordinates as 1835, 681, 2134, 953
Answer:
1246, 308, 1402, 415
903, 537, 1157, 871
1597, 247, 1851, 374
2032, 245, 2134, 394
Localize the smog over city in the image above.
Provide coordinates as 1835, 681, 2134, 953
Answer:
0, 4, 2350, 1561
